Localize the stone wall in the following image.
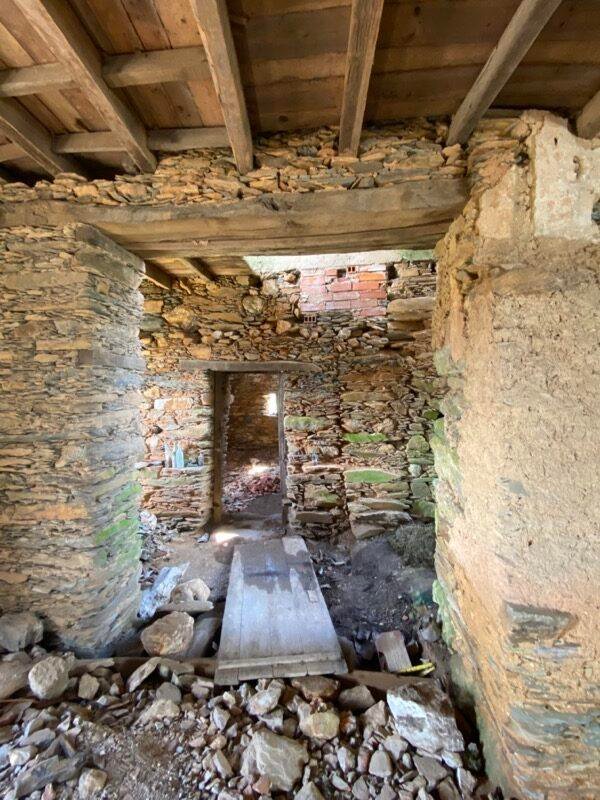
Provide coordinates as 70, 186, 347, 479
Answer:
0, 224, 144, 654
227, 373, 279, 456
0, 121, 464, 209
432, 113, 600, 799
138, 259, 443, 538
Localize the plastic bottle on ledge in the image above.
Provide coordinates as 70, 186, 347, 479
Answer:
174, 443, 185, 469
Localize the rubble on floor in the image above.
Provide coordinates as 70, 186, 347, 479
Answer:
0, 641, 490, 800
223, 463, 281, 516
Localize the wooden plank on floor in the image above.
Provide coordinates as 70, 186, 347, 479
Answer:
215, 537, 346, 684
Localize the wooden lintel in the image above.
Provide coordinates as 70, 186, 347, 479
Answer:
145, 262, 173, 290
577, 89, 600, 139
181, 360, 319, 373
447, 0, 563, 145
338, 0, 384, 156
54, 127, 230, 155
0, 98, 80, 176
0, 178, 468, 258
191, 0, 253, 173
13, 0, 155, 173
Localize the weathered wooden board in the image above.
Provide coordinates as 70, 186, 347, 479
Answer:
215, 536, 346, 684
0, 178, 468, 258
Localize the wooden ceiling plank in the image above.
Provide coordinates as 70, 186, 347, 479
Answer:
338, 0, 384, 156
190, 0, 253, 173
577, 88, 600, 139
12, 0, 155, 172
447, 0, 563, 145
0, 97, 79, 175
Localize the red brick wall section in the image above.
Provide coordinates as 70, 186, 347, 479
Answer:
299, 264, 387, 317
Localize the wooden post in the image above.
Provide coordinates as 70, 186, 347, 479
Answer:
277, 372, 288, 529
212, 371, 228, 525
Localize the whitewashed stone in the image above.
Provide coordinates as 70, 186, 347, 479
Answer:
387, 682, 464, 753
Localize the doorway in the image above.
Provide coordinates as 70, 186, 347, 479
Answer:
212, 369, 286, 532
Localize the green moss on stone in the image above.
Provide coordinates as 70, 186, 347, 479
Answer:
432, 579, 456, 648
343, 432, 388, 443
345, 468, 400, 484
406, 434, 430, 454
423, 409, 440, 421
94, 517, 137, 545
411, 498, 435, 518
284, 415, 328, 432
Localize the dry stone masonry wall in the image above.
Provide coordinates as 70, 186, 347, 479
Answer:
139, 260, 442, 539
0, 224, 145, 654
432, 113, 600, 800
0, 121, 464, 208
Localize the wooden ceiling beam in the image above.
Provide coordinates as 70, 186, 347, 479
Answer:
338, 0, 384, 156
577, 89, 600, 139
13, 0, 155, 173
0, 47, 211, 98
191, 0, 253, 174
54, 127, 230, 154
0, 98, 80, 176
153, 257, 217, 283
447, 0, 563, 146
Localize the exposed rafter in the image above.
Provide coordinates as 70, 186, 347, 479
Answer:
13, 0, 155, 173
447, 0, 563, 146
577, 89, 600, 139
338, 0, 384, 156
0, 98, 79, 176
191, 0, 253, 174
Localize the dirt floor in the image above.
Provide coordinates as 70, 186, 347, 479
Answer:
143, 510, 443, 680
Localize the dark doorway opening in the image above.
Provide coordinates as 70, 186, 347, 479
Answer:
212, 370, 286, 533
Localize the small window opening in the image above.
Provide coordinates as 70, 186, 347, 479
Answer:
264, 392, 278, 416
303, 312, 318, 324
336, 268, 347, 279
347, 265, 358, 274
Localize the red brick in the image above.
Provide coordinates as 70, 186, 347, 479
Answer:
326, 299, 354, 310
360, 263, 386, 272
300, 303, 321, 312
325, 268, 340, 276
357, 289, 386, 300
330, 280, 353, 293
358, 270, 386, 281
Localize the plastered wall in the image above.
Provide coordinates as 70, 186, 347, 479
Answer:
432, 113, 600, 799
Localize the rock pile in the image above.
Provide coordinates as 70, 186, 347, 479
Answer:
0, 647, 487, 800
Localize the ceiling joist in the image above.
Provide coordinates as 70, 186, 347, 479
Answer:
191, 0, 253, 174
145, 262, 173, 291
13, 0, 155, 173
0, 46, 212, 98
447, 0, 563, 145
52, 127, 229, 155
577, 89, 600, 139
338, 0, 384, 156
0, 97, 79, 176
